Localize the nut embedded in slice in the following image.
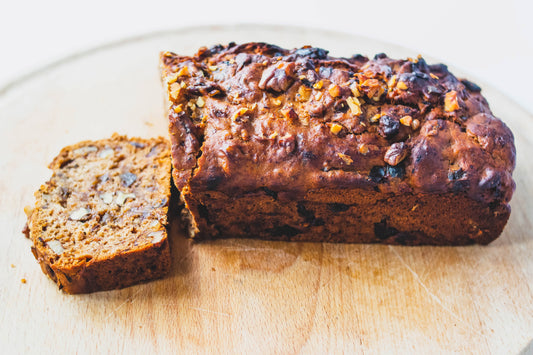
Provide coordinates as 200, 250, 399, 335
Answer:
100, 192, 114, 204
69, 208, 91, 221
148, 231, 165, 244
116, 191, 136, 206
98, 148, 114, 159
46, 240, 64, 255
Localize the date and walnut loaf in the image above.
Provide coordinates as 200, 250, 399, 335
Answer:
26, 134, 171, 294
160, 42, 516, 245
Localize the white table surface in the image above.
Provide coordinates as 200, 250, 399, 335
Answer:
1, 0, 532, 112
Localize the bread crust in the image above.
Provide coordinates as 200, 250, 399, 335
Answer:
160, 43, 516, 245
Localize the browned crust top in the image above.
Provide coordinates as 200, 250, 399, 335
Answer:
160, 42, 516, 205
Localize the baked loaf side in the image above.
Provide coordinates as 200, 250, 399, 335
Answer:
160, 42, 516, 245
27, 134, 171, 293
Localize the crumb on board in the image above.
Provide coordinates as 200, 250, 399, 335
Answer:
21, 278, 27, 284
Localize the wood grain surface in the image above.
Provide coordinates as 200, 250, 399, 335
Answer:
1, 26, 532, 354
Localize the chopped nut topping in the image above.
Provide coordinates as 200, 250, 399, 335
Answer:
299, 114, 310, 127
281, 107, 298, 121
372, 87, 385, 101
337, 152, 353, 165
47, 240, 64, 255
24, 205, 34, 218
69, 207, 91, 221
176, 66, 189, 77
361, 79, 382, 99
180, 81, 187, 88
150, 220, 160, 228
297, 85, 312, 101
387, 75, 397, 89
400, 115, 413, 126
429, 73, 439, 80
232, 107, 249, 121
411, 119, 420, 130
313, 80, 324, 90
361, 79, 379, 88
100, 192, 114, 204
350, 82, 361, 97
196, 97, 205, 108
330, 123, 343, 135
346, 97, 362, 116
328, 84, 341, 98
396, 81, 408, 90
148, 231, 165, 244
166, 74, 178, 85
370, 113, 382, 123
169, 82, 182, 101
173, 104, 183, 113
444, 90, 460, 112
272, 98, 282, 106
358, 144, 369, 155
384, 142, 408, 166
268, 132, 279, 139
208, 65, 218, 71
116, 191, 136, 206
411, 204, 419, 211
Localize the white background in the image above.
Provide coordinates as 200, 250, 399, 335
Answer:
1, 0, 532, 113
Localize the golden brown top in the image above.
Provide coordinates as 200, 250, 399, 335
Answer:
160, 42, 515, 204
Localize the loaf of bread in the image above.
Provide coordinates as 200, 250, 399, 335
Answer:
160, 42, 516, 245
26, 134, 172, 293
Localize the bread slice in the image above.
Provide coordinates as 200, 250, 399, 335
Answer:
27, 134, 172, 294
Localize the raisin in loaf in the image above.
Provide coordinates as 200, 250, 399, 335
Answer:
160, 42, 516, 245
26, 134, 171, 293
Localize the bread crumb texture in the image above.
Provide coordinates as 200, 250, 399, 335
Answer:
27, 134, 172, 294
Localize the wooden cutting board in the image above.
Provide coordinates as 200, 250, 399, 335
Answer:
1, 25, 532, 354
